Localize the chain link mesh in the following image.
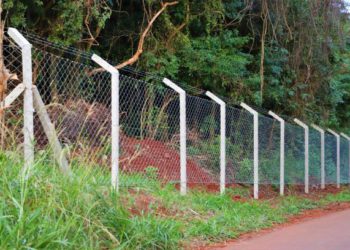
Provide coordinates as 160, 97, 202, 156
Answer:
259, 115, 280, 185
309, 128, 321, 186
120, 76, 181, 186
32, 47, 111, 167
284, 123, 305, 185
3, 39, 24, 150
325, 133, 337, 184
226, 106, 254, 184
3, 31, 349, 192
340, 137, 349, 184
186, 95, 220, 184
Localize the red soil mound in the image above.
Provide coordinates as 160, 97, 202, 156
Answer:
121, 136, 215, 183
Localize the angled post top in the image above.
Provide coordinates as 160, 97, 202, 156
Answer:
268, 111, 284, 123
205, 91, 225, 106
8, 28, 31, 48
163, 78, 185, 94
311, 124, 325, 133
294, 118, 309, 129
327, 129, 340, 137
240, 102, 258, 115
91, 54, 119, 74
340, 133, 350, 140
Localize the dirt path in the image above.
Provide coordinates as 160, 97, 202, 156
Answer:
214, 208, 350, 250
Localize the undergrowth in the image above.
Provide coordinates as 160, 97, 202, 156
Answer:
1, 151, 350, 249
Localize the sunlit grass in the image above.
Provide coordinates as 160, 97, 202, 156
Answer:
1, 151, 350, 249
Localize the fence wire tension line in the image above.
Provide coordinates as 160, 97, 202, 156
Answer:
3, 27, 350, 199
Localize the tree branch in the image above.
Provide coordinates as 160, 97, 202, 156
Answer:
260, 0, 268, 103
166, 1, 189, 49
89, 1, 178, 75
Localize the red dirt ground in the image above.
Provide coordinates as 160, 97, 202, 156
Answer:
121, 136, 215, 183
123, 185, 350, 249
256, 184, 342, 199
124, 190, 181, 218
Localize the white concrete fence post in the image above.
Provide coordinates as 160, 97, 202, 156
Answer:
328, 129, 340, 188
163, 78, 187, 195
205, 91, 226, 194
0, 84, 25, 109
311, 124, 325, 189
294, 119, 309, 194
340, 133, 350, 186
7, 28, 70, 174
33, 86, 70, 174
8, 28, 34, 173
91, 54, 120, 191
240, 103, 259, 199
268, 111, 285, 196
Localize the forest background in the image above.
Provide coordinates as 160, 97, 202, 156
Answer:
3, 0, 350, 131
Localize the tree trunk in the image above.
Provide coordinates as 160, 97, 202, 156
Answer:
260, 0, 268, 103
0, 0, 9, 148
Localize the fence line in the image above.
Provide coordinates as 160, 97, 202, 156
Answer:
3, 27, 350, 199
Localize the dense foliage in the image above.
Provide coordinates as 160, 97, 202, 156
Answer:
3, 0, 350, 131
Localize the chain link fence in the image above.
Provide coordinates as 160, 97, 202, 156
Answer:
120, 76, 181, 186
310, 128, 321, 186
284, 123, 305, 185
186, 95, 220, 184
226, 106, 254, 184
259, 115, 280, 185
340, 137, 349, 184
3, 29, 350, 196
325, 133, 337, 185
3, 40, 24, 149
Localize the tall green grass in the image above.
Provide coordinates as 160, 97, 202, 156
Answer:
1, 151, 350, 249
0, 152, 181, 249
